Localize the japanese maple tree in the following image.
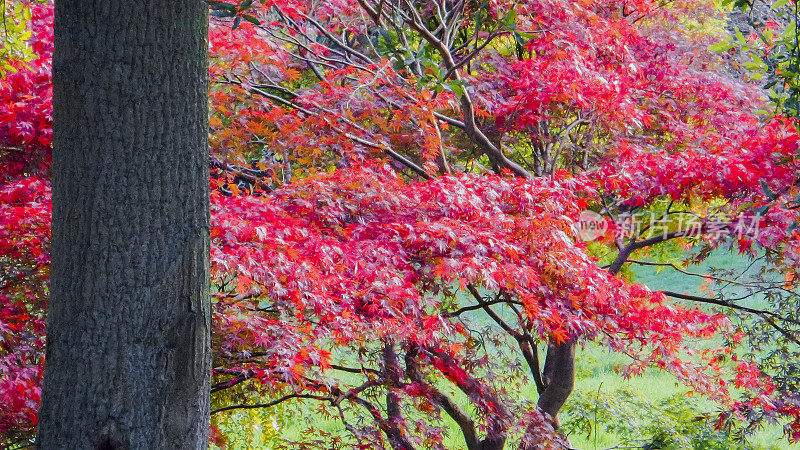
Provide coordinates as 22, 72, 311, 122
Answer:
202, 0, 800, 445
204, 0, 800, 446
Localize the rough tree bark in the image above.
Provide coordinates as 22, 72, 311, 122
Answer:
36, 1, 210, 448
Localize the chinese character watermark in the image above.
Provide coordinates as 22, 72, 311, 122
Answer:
576, 211, 762, 242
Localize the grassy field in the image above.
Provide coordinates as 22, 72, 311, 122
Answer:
214, 249, 799, 449
565, 344, 793, 450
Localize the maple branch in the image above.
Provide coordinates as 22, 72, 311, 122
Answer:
400, 5, 571, 428
344, 133, 430, 179
286, 40, 360, 72
356, 0, 384, 26
210, 368, 253, 393
762, 316, 800, 346
466, 285, 517, 335
228, 80, 430, 180
421, 346, 510, 449
628, 230, 689, 251
551, 116, 591, 171
607, 230, 688, 275
458, 92, 531, 178
349, 395, 418, 450
297, 12, 373, 64
433, 111, 465, 128
375, 87, 465, 131
445, 1, 466, 47
505, 301, 547, 394
440, 29, 505, 82
260, 26, 345, 70
241, 82, 313, 113
210, 393, 332, 415
635, 200, 674, 239
330, 364, 381, 376
382, 340, 406, 445
630, 0, 677, 24
468, 293, 573, 434
519, 336, 546, 394
332, 402, 362, 444
625, 259, 756, 288
433, 119, 451, 174
400, 0, 531, 178
441, 297, 522, 318
239, 81, 430, 179
271, 9, 378, 72
536, 340, 575, 421
660, 290, 800, 328
663, 289, 799, 345
341, 379, 382, 398
464, 286, 546, 393
405, 345, 480, 450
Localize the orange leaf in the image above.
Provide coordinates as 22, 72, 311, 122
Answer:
236, 274, 252, 295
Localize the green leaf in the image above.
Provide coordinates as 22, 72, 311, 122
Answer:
783, 25, 797, 40
242, 14, 260, 25
208, 0, 237, 11
708, 41, 733, 53
735, 27, 746, 43
504, 8, 517, 29
446, 80, 465, 97
773, 0, 789, 9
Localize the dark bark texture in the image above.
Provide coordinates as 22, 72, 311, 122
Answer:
37, 1, 210, 448
536, 341, 575, 420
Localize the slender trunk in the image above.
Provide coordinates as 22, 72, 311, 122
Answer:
536, 341, 575, 421
37, 1, 210, 448
520, 341, 575, 450
525, 263, 625, 446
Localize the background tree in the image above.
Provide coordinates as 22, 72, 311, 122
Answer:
34, 1, 211, 448
0, 2, 51, 443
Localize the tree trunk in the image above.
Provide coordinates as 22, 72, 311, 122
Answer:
36, 1, 210, 448
537, 341, 575, 421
